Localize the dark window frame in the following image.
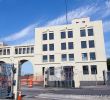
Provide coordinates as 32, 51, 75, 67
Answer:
91, 65, 97, 74
49, 33, 54, 40
83, 65, 89, 75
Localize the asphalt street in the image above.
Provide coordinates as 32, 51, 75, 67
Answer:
21, 86, 110, 100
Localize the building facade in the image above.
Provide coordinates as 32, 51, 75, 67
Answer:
0, 18, 107, 99
35, 17, 107, 87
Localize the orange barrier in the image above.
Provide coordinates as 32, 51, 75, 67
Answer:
28, 79, 33, 88
18, 91, 22, 100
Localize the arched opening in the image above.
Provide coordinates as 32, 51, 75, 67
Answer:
19, 60, 33, 88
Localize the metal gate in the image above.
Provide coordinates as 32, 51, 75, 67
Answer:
45, 66, 74, 88
103, 70, 110, 85
0, 63, 13, 99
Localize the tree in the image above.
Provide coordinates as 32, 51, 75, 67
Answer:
107, 58, 110, 71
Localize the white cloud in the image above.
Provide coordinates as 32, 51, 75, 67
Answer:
102, 0, 110, 18
0, 24, 36, 42
46, 5, 99, 26
20, 38, 35, 45
103, 21, 110, 33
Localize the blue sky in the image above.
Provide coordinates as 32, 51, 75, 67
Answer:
0, 0, 110, 74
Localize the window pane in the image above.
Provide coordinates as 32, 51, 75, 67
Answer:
0, 49, 2, 55
68, 42, 74, 49
91, 65, 97, 74
49, 67, 54, 75
82, 53, 88, 61
61, 54, 67, 61
69, 54, 74, 61
68, 31, 73, 38
3, 49, 6, 55
31, 47, 34, 53
19, 48, 22, 54
43, 44, 47, 51
49, 55, 54, 62
89, 40, 95, 48
88, 28, 94, 36
83, 65, 89, 75
81, 41, 87, 48
43, 34, 47, 40
61, 32, 66, 39
7, 49, 10, 55
23, 48, 26, 54
80, 29, 86, 37
49, 44, 54, 51
27, 48, 30, 54
90, 52, 96, 60
43, 55, 48, 62
61, 43, 66, 50
49, 33, 54, 40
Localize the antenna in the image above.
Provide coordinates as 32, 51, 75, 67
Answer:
65, 0, 68, 24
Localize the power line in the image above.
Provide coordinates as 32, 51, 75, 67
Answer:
65, 0, 68, 24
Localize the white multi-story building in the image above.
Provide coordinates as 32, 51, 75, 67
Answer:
35, 17, 107, 87
0, 17, 107, 99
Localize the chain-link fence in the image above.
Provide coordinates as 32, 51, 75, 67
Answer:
0, 63, 13, 99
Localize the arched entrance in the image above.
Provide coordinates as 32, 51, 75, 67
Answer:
19, 60, 34, 88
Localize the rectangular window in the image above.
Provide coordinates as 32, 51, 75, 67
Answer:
43, 33, 47, 40
43, 55, 48, 62
89, 40, 95, 48
61, 43, 66, 50
68, 42, 74, 49
7, 49, 10, 55
81, 41, 87, 48
80, 29, 86, 37
61, 31, 66, 39
49, 55, 54, 62
82, 53, 88, 61
61, 54, 67, 61
49, 44, 54, 51
23, 48, 26, 54
49, 67, 54, 75
27, 48, 30, 54
15, 48, 18, 54
68, 31, 73, 38
43, 44, 48, 51
31, 47, 34, 53
49, 33, 54, 40
90, 52, 96, 60
19, 48, 22, 54
88, 28, 94, 36
69, 54, 74, 61
91, 65, 97, 74
83, 65, 89, 75
3, 49, 6, 55
0, 49, 2, 55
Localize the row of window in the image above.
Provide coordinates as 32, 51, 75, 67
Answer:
0, 48, 10, 55
42, 28, 94, 40
82, 52, 96, 61
43, 54, 74, 62
80, 28, 94, 37
15, 47, 34, 54
83, 65, 97, 75
42, 52, 96, 62
42, 40, 94, 51
43, 42, 74, 51
81, 40, 95, 48
42, 64, 97, 76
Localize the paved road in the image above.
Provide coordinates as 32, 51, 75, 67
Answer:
21, 86, 110, 100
